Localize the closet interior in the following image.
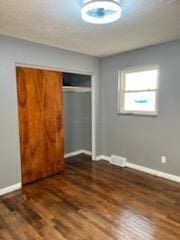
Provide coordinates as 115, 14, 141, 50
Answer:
63, 72, 92, 158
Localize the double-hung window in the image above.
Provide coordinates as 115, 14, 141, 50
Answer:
118, 65, 159, 116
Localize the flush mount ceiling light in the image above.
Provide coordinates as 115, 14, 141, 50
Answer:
81, 0, 122, 24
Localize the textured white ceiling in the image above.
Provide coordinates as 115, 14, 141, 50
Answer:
0, 0, 179, 57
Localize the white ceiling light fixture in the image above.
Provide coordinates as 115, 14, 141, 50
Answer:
81, 0, 122, 24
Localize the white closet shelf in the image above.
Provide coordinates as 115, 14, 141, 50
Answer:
63, 86, 91, 93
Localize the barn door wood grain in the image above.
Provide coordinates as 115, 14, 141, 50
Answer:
16, 67, 64, 184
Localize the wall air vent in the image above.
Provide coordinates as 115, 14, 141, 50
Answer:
110, 155, 126, 167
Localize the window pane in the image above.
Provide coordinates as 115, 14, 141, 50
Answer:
125, 69, 158, 91
124, 91, 156, 112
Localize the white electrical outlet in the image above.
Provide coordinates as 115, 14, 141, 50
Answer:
161, 156, 167, 164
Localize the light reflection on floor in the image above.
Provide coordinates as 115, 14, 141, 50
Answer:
117, 207, 154, 240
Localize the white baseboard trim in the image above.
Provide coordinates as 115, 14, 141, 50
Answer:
0, 183, 22, 196
95, 155, 180, 183
126, 162, 180, 183
95, 155, 111, 161
95, 155, 102, 161
65, 149, 92, 159
65, 150, 84, 158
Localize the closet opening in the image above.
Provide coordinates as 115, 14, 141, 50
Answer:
63, 72, 92, 161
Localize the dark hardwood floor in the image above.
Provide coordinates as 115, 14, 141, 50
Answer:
0, 154, 180, 240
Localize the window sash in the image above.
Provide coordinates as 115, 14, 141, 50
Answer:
123, 91, 157, 112
124, 69, 158, 91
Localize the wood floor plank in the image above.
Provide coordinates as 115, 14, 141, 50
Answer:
0, 154, 180, 240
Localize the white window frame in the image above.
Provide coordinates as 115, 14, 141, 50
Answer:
118, 65, 160, 116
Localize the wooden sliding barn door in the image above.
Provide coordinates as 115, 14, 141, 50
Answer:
16, 67, 64, 184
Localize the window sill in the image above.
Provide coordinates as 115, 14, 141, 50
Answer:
117, 112, 158, 117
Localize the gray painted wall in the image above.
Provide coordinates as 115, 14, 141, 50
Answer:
0, 35, 100, 189
100, 40, 180, 176
64, 92, 91, 153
